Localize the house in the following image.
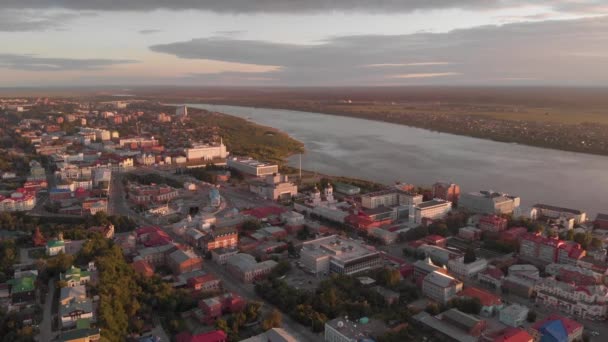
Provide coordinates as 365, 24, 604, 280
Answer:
59, 285, 87, 306
459, 226, 482, 241
448, 257, 488, 279
197, 293, 245, 323
482, 327, 533, 342
422, 271, 463, 304
374, 286, 400, 305
203, 227, 238, 252
60, 298, 94, 328
187, 274, 221, 293
47, 236, 66, 256
226, 253, 277, 283
413, 309, 487, 342
132, 260, 155, 277
499, 304, 529, 327
8, 275, 36, 304
60, 266, 91, 287
211, 247, 239, 265
168, 249, 203, 275
458, 287, 503, 316
478, 267, 504, 290
531, 314, 583, 342
59, 327, 101, 342
479, 215, 508, 233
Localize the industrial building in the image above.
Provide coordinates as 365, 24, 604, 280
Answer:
300, 235, 383, 276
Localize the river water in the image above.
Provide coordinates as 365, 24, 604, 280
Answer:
188, 103, 607, 217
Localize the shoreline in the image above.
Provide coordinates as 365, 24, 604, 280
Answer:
188, 100, 608, 158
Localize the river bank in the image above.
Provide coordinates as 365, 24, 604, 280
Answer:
187, 103, 608, 217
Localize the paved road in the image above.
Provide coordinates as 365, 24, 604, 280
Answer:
36, 279, 56, 342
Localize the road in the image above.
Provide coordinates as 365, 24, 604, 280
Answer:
36, 279, 56, 342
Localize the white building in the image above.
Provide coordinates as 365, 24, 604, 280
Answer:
422, 271, 463, 304
411, 199, 452, 224
300, 235, 383, 276
535, 277, 608, 320
530, 204, 587, 225
249, 173, 297, 201
227, 156, 278, 176
185, 140, 228, 161
447, 257, 488, 279
361, 189, 399, 209
499, 304, 529, 327
460, 190, 521, 215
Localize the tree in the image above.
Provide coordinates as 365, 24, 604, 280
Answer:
527, 311, 537, 323
262, 309, 282, 331
269, 260, 292, 279
590, 237, 603, 250
464, 247, 477, 264
241, 219, 261, 231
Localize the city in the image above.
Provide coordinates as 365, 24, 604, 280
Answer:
0, 98, 606, 342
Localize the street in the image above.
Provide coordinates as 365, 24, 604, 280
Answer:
36, 279, 56, 342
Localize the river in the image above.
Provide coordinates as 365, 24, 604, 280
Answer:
187, 103, 607, 217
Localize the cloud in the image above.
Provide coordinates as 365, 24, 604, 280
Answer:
1, 0, 606, 15
390, 72, 461, 79
149, 16, 608, 85
0, 10, 80, 31
0, 54, 139, 71
139, 29, 162, 35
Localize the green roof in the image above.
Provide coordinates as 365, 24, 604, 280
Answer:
60, 328, 101, 342
61, 266, 91, 281
47, 239, 65, 248
9, 276, 35, 293
76, 318, 91, 329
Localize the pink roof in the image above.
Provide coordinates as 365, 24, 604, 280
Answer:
136, 226, 162, 236
481, 267, 504, 280
175, 330, 227, 342
458, 287, 502, 307
532, 314, 583, 335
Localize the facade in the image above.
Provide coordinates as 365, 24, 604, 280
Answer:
168, 249, 204, 275
545, 263, 603, 286
211, 247, 239, 265
333, 182, 361, 195
129, 184, 179, 206
459, 226, 482, 241
300, 235, 383, 276
534, 277, 608, 320
60, 327, 101, 342
47, 237, 66, 256
187, 274, 221, 293
448, 257, 488, 279
249, 173, 297, 200
60, 298, 94, 328
499, 304, 529, 327
478, 267, 504, 290
433, 182, 460, 204
458, 287, 503, 316
531, 204, 587, 224
185, 141, 228, 161
412, 199, 452, 224
227, 157, 278, 176
460, 190, 520, 215
478, 215, 508, 233
422, 271, 463, 304
361, 189, 399, 209
204, 227, 238, 251
226, 253, 278, 283
60, 266, 91, 287
519, 233, 564, 264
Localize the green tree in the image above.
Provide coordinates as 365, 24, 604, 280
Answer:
262, 309, 283, 331
241, 219, 261, 231
527, 311, 537, 322
464, 247, 477, 264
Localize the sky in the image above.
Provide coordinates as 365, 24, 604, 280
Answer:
1, 1, 607, 87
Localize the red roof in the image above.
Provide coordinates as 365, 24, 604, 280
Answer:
175, 330, 227, 342
132, 260, 154, 277
188, 274, 218, 287
243, 206, 286, 219
136, 226, 163, 236
532, 314, 583, 335
458, 287, 502, 307
481, 267, 504, 280
488, 327, 533, 342
424, 235, 446, 244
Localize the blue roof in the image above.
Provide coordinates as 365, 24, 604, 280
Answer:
50, 188, 71, 193
539, 320, 568, 342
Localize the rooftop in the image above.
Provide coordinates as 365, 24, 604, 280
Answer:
424, 271, 461, 288
301, 235, 379, 263
458, 287, 502, 307
417, 199, 451, 209
325, 317, 387, 340
413, 311, 477, 342
532, 314, 583, 336
533, 203, 584, 215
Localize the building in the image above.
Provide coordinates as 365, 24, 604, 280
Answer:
176, 330, 227, 342
0, 193, 36, 212
418, 244, 461, 266
545, 263, 603, 286
185, 140, 228, 161
502, 275, 537, 298
460, 190, 520, 215
534, 277, 608, 320
595, 213, 608, 230
519, 233, 564, 264
129, 184, 179, 206
248, 173, 298, 201
324, 317, 387, 342
240, 328, 298, 342
413, 309, 486, 342
508, 264, 540, 279
333, 182, 361, 195
413, 257, 445, 281
60, 298, 94, 328
300, 235, 383, 276
134, 243, 178, 267
47, 235, 66, 256
448, 257, 488, 279
458, 287, 503, 316
459, 226, 482, 241
59, 327, 101, 342
226, 253, 277, 283
433, 182, 460, 204
59, 285, 86, 306
531, 204, 587, 225
479, 215, 508, 233
557, 242, 586, 265
361, 189, 399, 209
478, 267, 504, 290
197, 292, 245, 323
499, 304, 529, 327
482, 327, 533, 342
204, 227, 238, 251
227, 157, 278, 176
211, 247, 239, 265
422, 271, 463, 304
131, 260, 154, 277
411, 199, 452, 224
168, 249, 203, 275
60, 266, 91, 287
8, 275, 36, 304
531, 314, 583, 342
187, 273, 221, 293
